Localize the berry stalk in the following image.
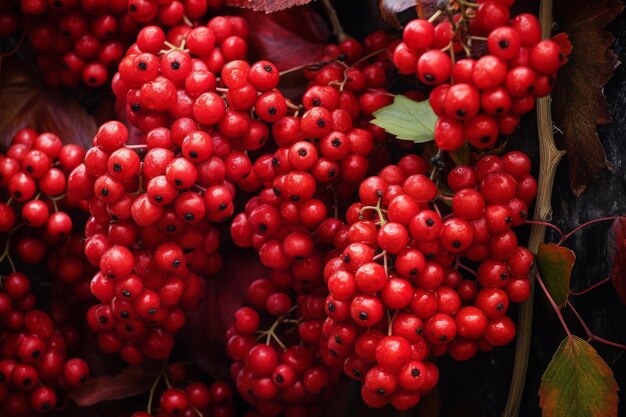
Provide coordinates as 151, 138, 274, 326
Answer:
503, 0, 566, 416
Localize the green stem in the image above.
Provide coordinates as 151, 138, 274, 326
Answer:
146, 360, 168, 415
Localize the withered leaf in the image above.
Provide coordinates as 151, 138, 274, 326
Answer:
68, 368, 157, 407
552, 0, 624, 196
378, 0, 417, 29
239, 7, 328, 72
225, 0, 313, 13
0, 58, 97, 149
378, 0, 443, 29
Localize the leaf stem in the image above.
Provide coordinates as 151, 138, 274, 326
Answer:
536, 273, 571, 337
430, 149, 443, 181
0, 240, 15, 273
524, 220, 564, 241
566, 300, 626, 349
428, 10, 443, 23
146, 360, 168, 415
457, 261, 477, 278
558, 216, 621, 245
320, 0, 348, 43
569, 277, 611, 296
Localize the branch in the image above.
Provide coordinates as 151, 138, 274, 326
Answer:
502, 0, 566, 415
320, 0, 348, 43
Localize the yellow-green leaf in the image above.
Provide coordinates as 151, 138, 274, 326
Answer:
539, 335, 618, 417
371, 95, 437, 143
536, 243, 576, 308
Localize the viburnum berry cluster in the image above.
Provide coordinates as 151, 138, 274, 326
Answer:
0, 129, 96, 299
227, 278, 338, 417
392, 1, 565, 150
126, 0, 225, 26
315, 150, 537, 409
0, 295, 90, 416
0, 128, 86, 247
228, 30, 402, 267
20, 0, 139, 87
0, 128, 91, 416
132, 362, 235, 417
68, 120, 227, 364
0, 0, 568, 414
112, 16, 252, 135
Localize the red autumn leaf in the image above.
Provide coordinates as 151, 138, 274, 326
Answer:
609, 217, 626, 305
67, 368, 157, 407
552, 0, 624, 196
551, 33, 573, 60
0, 58, 97, 149
181, 247, 265, 380
225, 0, 313, 13
239, 7, 329, 72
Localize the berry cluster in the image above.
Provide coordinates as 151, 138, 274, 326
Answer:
0, 298, 90, 416
392, 1, 565, 150
112, 16, 251, 134
227, 279, 337, 417
20, 0, 139, 87
0, 128, 86, 245
69, 121, 223, 364
126, 0, 224, 26
132, 362, 235, 417
0, 130, 90, 416
316, 151, 536, 409
229, 31, 402, 269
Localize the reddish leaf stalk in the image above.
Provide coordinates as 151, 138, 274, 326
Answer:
536, 273, 571, 337
566, 300, 626, 350
524, 220, 564, 240
569, 277, 611, 296
558, 216, 622, 245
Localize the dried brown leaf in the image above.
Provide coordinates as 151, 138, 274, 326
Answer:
552, 0, 624, 196
378, 0, 417, 29
377, 0, 444, 29
225, 0, 313, 13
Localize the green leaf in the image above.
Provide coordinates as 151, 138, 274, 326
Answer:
536, 243, 576, 308
539, 335, 618, 417
371, 95, 437, 143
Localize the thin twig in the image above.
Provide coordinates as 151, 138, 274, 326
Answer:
566, 300, 626, 349
524, 220, 564, 240
536, 274, 571, 337
146, 360, 168, 414
558, 216, 621, 245
569, 277, 611, 296
320, 0, 348, 43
